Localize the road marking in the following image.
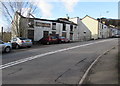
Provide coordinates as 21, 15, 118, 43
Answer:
0, 39, 115, 70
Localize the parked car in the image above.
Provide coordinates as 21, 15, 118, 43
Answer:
114, 34, 120, 38
10, 37, 32, 49
39, 36, 59, 45
58, 37, 70, 43
112, 34, 120, 38
0, 40, 12, 53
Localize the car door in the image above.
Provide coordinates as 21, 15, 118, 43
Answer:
52, 36, 58, 43
11, 38, 18, 48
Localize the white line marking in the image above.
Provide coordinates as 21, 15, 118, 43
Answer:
0, 39, 114, 70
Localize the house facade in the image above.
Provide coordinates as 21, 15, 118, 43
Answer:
82, 15, 110, 39
69, 17, 91, 41
12, 13, 79, 42
82, 15, 99, 40
98, 23, 110, 39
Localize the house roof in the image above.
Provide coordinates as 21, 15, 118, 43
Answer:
82, 15, 98, 22
16, 12, 77, 25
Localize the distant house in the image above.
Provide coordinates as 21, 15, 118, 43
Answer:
82, 15, 110, 39
69, 17, 91, 41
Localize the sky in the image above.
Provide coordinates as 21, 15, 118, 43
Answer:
37, 2, 118, 19
0, 0, 119, 31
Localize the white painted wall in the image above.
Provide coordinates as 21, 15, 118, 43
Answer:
30, 19, 77, 41
34, 20, 52, 41
66, 24, 70, 39
82, 16, 99, 40
70, 17, 91, 41
102, 25, 109, 38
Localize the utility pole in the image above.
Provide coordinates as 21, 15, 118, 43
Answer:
1, 27, 3, 40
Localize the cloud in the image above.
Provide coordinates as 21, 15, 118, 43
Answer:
29, 0, 53, 18
60, 0, 79, 12
29, 0, 79, 17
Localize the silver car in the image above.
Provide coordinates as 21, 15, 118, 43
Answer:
10, 37, 32, 49
0, 40, 12, 53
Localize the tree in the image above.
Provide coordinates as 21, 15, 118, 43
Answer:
0, 1, 37, 37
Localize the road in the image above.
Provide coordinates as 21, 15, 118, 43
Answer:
1, 38, 118, 84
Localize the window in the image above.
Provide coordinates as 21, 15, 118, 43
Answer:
102, 25, 104, 29
74, 26, 77, 29
28, 19, 34, 28
63, 24, 66, 31
52, 23, 56, 30
13, 38, 17, 41
70, 25, 73, 31
19, 37, 27, 40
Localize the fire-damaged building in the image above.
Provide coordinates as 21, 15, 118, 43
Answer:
12, 12, 91, 42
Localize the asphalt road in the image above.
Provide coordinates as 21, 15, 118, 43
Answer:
1, 38, 118, 84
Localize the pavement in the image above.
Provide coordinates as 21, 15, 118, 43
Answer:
85, 46, 119, 84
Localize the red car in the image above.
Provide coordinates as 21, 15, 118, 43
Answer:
58, 37, 70, 43
39, 36, 59, 45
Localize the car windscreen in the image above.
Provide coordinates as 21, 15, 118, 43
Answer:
19, 38, 27, 40
59, 37, 65, 39
0, 40, 3, 44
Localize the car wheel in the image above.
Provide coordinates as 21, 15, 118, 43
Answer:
27, 46, 31, 48
4, 47, 11, 53
58, 41, 61, 44
46, 42, 50, 45
16, 44, 20, 49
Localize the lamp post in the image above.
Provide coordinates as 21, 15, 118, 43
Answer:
1, 27, 3, 40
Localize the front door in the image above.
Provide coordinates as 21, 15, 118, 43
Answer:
70, 33, 73, 40
28, 30, 34, 41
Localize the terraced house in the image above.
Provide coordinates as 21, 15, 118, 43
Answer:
12, 12, 91, 42
82, 15, 110, 40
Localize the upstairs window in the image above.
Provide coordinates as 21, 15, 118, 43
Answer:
63, 24, 66, 31
52, 23, 56, 30
70, 25, 73, 31
28, 19, 34, 28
